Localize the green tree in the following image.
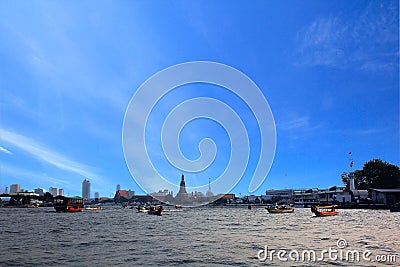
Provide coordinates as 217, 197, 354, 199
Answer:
341, 170, 368, 189
362, 159, 400, 188
342, 159, 400, 189
41, 192, 54, 203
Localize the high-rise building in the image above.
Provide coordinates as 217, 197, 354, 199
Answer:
49, 187, 58, 196
58, 189, 64, 196
116, 184, 120, 191
82, 178, 90, 200
94, 192, 99, 199
10, 184, 20, 194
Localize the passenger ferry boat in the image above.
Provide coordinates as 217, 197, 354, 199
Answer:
311, 205, 338, 216
53, 196, 84, 212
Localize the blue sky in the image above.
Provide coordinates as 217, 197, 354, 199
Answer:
0, 1, 398, 198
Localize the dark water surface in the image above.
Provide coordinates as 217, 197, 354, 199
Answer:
0, 206, 398, 266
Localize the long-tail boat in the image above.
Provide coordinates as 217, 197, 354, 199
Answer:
311, 205, 338, 216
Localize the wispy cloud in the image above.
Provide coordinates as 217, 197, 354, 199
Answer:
1, 163, 70, 186
278, 116, 310, 131
277, 115, 323, 142
0, 146, 12, 154
332, 128, 387, 136
278, 116, 323, 132
0, 128, 103, 184
295, 1, 398, 72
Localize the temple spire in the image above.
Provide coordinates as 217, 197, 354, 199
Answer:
206, 177, 213, 197
176, 173, 188, 198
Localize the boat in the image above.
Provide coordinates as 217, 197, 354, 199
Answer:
311, 205, 338, 216
85, 206, 102, 211
137, 204, 148, 213
266, 205, 294, 213
390, 203, 400, 212
53, 196, 84, 212
147, 206, 163, 216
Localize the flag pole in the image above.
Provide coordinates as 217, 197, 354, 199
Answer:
349, 151, 354, 190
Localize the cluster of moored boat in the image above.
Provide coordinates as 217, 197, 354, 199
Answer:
265, 204, 339, 217
136, 204, 163, 216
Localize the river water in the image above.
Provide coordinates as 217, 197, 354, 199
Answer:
0, 206, 398, 266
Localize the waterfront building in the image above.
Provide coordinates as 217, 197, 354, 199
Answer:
292, 188, 319, 207
10, 184, 20, 194
193, 191, 204, 197
113, 188, 136, 203
351, 189, 369, 203
82, 178, 90, 200
244, 195, 261, 204
34, 188, 45, 196
317, 187, 351, 204
114, 190, 130, 202
215, 193, 235, 204
369, 188, 400, 205
127, 190, 135, 199
152, 189, 170, 197
265, 189, 294, 203
133, 195, 154, 203
152, 189, 173, 203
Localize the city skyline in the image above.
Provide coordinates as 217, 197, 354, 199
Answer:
0, 1, 398, 197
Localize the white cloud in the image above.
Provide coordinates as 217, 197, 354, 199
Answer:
0, 128, 104, 184
277, 115, 324, 142
332, 128, 387, 136
295, 2, 398, 72
278, 116, 310, 131
1, 163, 70, 186
0, 146, 12, 154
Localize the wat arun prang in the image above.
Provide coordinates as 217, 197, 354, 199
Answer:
173, 174, 218, 206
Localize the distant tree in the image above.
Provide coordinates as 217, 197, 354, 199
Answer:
41, 192, 54, 203
342, 159, 400, 189
341, 170, 368, 189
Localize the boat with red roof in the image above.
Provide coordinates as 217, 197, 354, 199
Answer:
53, 196, 84, 212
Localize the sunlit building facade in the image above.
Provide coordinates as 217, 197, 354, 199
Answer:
82, 178, 90, 200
